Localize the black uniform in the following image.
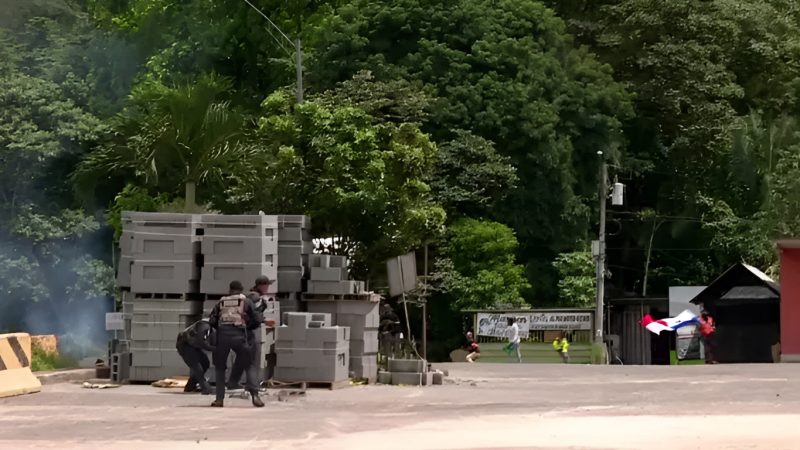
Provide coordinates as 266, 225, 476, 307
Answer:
227, 292, 269, 388
176, 319, 215, 393
208, 293, 264, 402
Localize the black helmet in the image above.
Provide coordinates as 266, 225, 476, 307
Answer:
229, 280, 244, 292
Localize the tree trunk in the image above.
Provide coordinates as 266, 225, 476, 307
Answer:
184, 181, 196, 212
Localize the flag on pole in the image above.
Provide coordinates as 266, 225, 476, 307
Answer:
640, 310, 699, 335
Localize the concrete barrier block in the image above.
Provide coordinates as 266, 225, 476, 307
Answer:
329, 256, 348, 268
432, 372, 444, 385
351, 337, 379, 355
421, 372, 434, 386
309, 254, 330, 268
389, 358, 425, 373
284, 312, 312, 330
200, 214, 279, 237
277, 227, 312, 243
391, 372, 423, 386
0, 333, 42, 398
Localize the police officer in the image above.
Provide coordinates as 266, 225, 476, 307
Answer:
208, 280, 264, 408
226, 276, 275, 389
176, 318, 215, 394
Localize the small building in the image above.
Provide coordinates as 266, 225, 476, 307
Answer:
778, 241, 800, 362
689, 263, 780, 363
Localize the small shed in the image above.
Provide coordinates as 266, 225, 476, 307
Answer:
690, 263, 780, 363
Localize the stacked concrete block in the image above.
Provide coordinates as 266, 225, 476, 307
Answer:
274, 312, 349, 383
128, 298, 202, 382
118, 212, 202, 294
276, 215, 313, 297
200, 214, 279, 295
305, 299, 379, 381
386, 358, 431, 386
307, 254, 366, 295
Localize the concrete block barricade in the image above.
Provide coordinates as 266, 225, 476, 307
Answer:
389, 358, 426, 373
391, 372, 423, 386
200, 214, 279, 238
0, 333, 42, 398
309, 267, 348, 281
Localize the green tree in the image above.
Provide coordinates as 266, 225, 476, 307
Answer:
435, 218, 529, 310
311, 0, 633, 300
552, 249, 595, 307
226, 90, 445, 278
74, 73, 255, 210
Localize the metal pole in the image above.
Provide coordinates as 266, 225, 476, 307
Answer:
596, 154, 607, 346
422, 244, 428, 360
295, 38, 303, 104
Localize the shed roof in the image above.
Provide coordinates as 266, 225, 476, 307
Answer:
690, 263, 780, 305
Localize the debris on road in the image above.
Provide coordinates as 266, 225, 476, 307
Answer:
151, 377, 188, 388
82, 382, 121, 389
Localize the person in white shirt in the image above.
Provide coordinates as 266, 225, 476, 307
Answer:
506, 317, 522, 363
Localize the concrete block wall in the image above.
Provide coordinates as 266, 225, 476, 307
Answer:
274, 312, 350, 383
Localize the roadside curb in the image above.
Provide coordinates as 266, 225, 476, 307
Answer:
36, 369, 95, 385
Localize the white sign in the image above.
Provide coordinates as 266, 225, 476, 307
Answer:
528, 312, 592, 331
477, 314, 530, 338
106, 313, 125, 331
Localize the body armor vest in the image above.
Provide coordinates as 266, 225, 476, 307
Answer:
218, 294, 246, 327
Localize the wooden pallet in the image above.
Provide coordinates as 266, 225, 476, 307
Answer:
268, 379, 350, 390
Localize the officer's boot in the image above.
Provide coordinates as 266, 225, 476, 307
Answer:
210, 399, 224, 407
251, 391, 265, 408
200, 379, 213, 395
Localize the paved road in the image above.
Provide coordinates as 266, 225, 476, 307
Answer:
2, 363, 800, 449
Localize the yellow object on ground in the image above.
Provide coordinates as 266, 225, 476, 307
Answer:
0, 333, 42, 398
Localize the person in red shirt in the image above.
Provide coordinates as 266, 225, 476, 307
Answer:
699, 309, 717, 364
465, 331, 480, 363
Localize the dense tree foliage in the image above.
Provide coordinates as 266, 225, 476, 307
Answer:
5, 0, 800, 351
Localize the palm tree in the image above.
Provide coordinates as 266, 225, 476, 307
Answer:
74, 73, 255, 210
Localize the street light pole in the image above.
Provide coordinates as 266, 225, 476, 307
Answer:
595, 152, 607, 356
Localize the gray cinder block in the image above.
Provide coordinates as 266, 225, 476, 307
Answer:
350, 338, 379, 356
309, 313, 332, 327
308, 280, 359, 295
200, 263, 278, 295
309, 267, 348, 281
277, 267, 304, 293
284, 312, 312, 329
377, 371, 392, 384
421, 372, 434, 386
389, 359, 426, 373
130, 260, 199, 294
200, 214, 279, 238
432, 372, 444, 385
277, 227, 312, 243
278, 215, 311, 229
116, 255, 133, 288
132, 350, 162, 368
131, 234, 197, 258
391, 372, 423, 386
329, 256, 348, 268
201, 235, 278, 264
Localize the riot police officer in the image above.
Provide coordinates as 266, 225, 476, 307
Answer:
226, 275, 275, 389
176, 318, 215, 394
208, 280, 264, 408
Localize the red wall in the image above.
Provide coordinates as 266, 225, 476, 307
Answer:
780, 247, 800, 359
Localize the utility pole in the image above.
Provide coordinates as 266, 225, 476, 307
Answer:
595, 151, 607, 356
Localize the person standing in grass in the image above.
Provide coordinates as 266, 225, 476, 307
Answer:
504, 317, 522, 363
559, 332, 570, 364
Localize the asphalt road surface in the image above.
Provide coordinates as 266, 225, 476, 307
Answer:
2, 363, 800, 449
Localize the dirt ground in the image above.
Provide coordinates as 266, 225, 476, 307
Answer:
2, 363, 800, 449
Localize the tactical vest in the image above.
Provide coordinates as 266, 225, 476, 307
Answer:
218, 294, 246, 327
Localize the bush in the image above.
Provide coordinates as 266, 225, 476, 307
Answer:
30, 344, 77, 372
